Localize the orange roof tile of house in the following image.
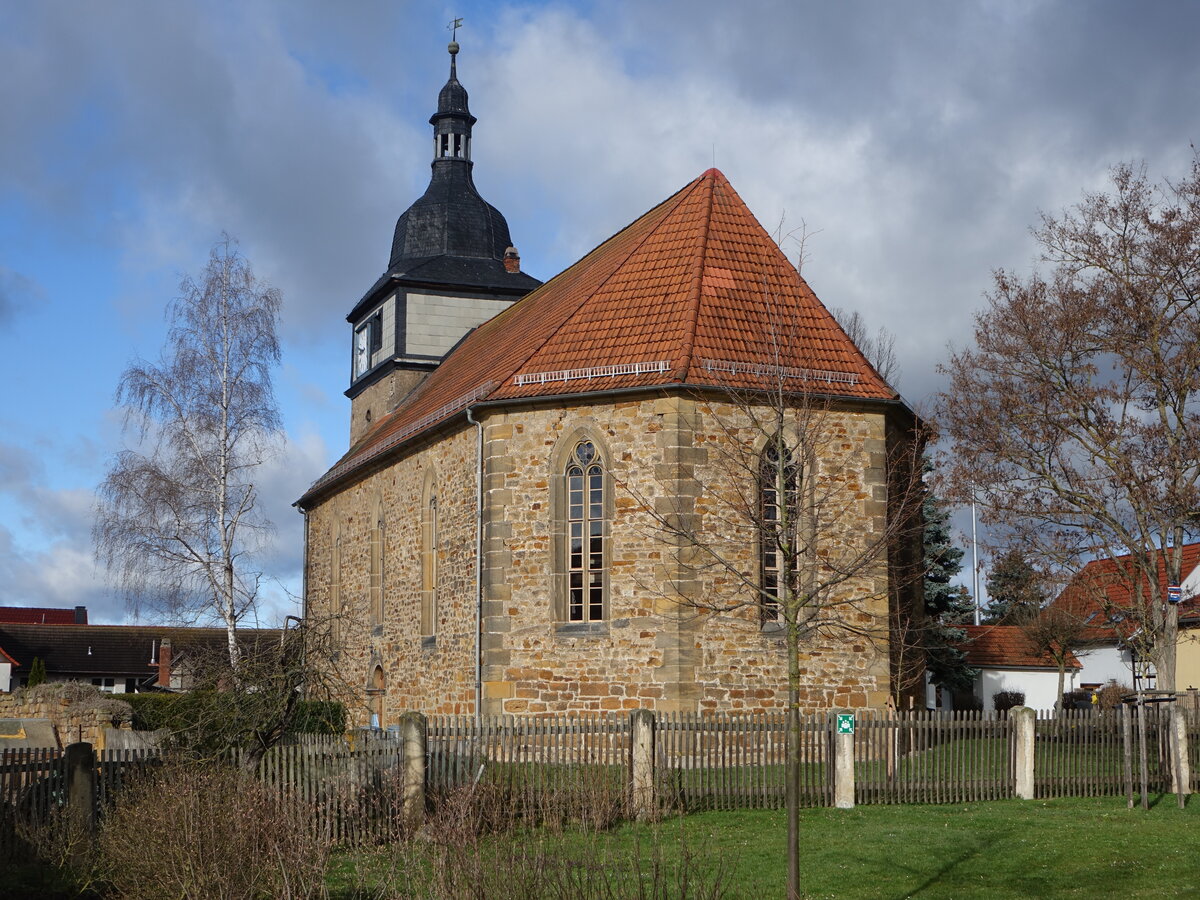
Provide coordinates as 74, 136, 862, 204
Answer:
1050, 543, 1200, 638
300, 169, 904, 504
957, 625, 1081, 669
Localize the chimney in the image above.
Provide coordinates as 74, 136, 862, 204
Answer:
157, 639, 172, 688
74, 605, 88, 624
503, 246, 521, 274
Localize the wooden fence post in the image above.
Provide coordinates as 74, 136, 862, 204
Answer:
399, 712, 426, 825
1011, 707, 1036, 800
64, 741, 96, 864
630, 709, 656, 821
834, 711, 854, 809
1169, 706, 1191, 804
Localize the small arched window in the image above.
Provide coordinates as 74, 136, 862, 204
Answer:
760, 439, 800, 623
566, 440, 605, 622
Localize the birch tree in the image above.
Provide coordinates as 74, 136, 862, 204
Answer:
937, 157, 1200, 693
96, 238, 283, 670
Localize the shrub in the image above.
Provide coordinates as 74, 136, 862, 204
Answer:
291, 699, 347, 735
1097, 680, 1133, 710
95, 761, 329, 900
1062, 689, 1092, 709
993, 690, 1025, 712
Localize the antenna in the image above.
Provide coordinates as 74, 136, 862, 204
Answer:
448, 17, 463, 41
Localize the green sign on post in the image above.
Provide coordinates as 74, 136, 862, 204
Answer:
836, 713, 855, 735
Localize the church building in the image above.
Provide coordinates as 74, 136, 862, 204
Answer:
298, 42, 922, 727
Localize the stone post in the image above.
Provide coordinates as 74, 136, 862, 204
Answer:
630, 709, 656, 821
1170, 706, 1191, 799
64, 741, 96, 864
834, 712, 855, 809
1011, 706, 1036, 800
399, 711, 427, 824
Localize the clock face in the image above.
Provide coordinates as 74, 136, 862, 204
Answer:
355, 328, 369, 376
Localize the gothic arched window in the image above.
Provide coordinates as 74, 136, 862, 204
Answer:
760, 439, 800, 623
421, 480, 438, 637
566, 440, 606, 622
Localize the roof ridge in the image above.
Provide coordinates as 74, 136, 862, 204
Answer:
677, 171, 717, 380
492, 175, 706, 386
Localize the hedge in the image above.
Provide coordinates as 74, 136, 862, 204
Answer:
123, 692, 345, 736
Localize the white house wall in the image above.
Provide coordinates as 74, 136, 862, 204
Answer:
977, 667, 1077, 711
1072, 645, 1134, 689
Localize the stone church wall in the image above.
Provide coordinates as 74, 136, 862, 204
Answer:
305, 426, 480, 726
477, 393, 896, 716
308, 391, 907, 720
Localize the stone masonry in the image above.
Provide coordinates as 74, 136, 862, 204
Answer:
305, 389, 914, 725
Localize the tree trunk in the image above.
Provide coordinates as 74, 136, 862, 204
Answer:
787, 615, 801, 900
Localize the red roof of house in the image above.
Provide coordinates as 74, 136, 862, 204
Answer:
300, 169, 902, 505
0, 645, 17, 667
957, 625, 1081, 669
1050, 543, 1200, 638
0, 606, 87, 625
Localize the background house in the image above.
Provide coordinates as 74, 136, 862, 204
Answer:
1048, 543, 1200, 693
0, 622, 281, 693
957, 625, 1081, 710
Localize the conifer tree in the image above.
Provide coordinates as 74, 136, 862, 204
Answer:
27, 656, 46, 687
922, 463, 975, 690
983, 548, 1047, 624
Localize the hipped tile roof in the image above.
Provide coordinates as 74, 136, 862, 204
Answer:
301, 169, 902, 505
957, 625, 1081, 669
1050, 543, 1200, 639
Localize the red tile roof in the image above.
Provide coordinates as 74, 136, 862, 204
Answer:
0, 606, 86, 625
1050, 543, 1200, 637
301, 169, 902, 504
957, 625, 1081, 669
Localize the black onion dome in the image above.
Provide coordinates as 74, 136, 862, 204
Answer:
389, 168, 514, 265
387, 41, 517, 272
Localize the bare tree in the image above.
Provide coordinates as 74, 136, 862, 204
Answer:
937, 156, 1200, 695
621, 312, 924, 898
830, 306, 900, 386
96, 237, 283, 670
1021, 605, 1086, 711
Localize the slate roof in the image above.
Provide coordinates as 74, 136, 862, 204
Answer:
957, 625, 1081, 670
0, 606, 87, 625
0, 624, 281, 680
1050, 543, 1200, 640
301, 168, 904, 506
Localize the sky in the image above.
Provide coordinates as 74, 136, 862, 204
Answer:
2, 0, 1199, 625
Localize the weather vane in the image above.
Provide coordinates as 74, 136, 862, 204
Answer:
448, 17, 463, 41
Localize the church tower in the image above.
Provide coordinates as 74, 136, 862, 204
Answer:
345, 40, 541, 443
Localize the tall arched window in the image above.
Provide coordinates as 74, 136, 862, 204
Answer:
566, 440, 606, 622
369, 496, 384, 628
760, 439, 800, 623
421, 478, 438, 637
330, 522, 343, 647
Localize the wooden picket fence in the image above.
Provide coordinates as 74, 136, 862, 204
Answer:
855, 710, 1014, 804
656, 711, 831, 811
2, 706, 1195, 859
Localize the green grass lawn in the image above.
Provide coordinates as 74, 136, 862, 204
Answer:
331, 795, 1199, 899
